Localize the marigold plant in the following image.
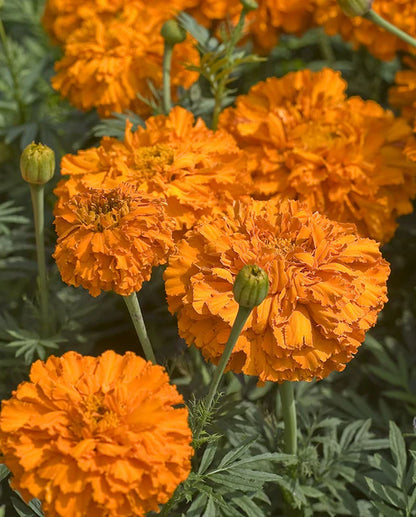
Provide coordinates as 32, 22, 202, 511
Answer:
0, 350, 193, 517
219, 67, 416, 242
54, 106, 251, 232
51, 6, 199, 117
314, 0, 416, 61
164, 198, 390, 383
53, 183, 175, 297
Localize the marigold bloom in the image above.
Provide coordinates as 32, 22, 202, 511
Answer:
53, 183, 175, 297
43, 0, 193, 44
51, 7, 199, 117
314, 0, 416, 61
389, 57, 416, 132
0, 350, 193, 517
165, 199, 390, 383
219, 68, 416, 242
187, 0, 316, 52
54, 107, 250, 232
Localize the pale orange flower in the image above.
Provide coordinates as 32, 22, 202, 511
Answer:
314, 0, 416, 61
51, 7, 199, 117
164, 198, 390, 383
219, 68, 416, 243
54, 106, 251, 232
0, 350, 193, 517
53, 183, 175, 297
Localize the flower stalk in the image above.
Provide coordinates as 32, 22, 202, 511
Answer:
364, 9, 416, 49
30, 184, 49, 337
161, 20, 187, 115
123, 293, 157, 363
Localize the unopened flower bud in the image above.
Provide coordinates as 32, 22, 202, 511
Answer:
241, 0, 258, 11
161, 20, 187, 46
233, 264, 269, 309
20, 142, 55, 185
337, 0, 372, 17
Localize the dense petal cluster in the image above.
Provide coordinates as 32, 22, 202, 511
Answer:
314, 0, 416, 61
164, 199, 390, 383
43, 0, 193, 44
0, 350, 193, 517
53, 183, 175, 296
219, 68, 416, 242
55, 107, 250, 232
187, 0, 316, 52
389, 57, 416, 132
50, 5, 198, 117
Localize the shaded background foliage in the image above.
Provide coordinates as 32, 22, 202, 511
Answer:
0, 0, 415, 515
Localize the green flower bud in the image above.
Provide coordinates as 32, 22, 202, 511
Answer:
337, 0, 372, 17
241, 0, 258, 11
161, 20, 187, 46
233, 264, 269, 309
20, 142, 55, 185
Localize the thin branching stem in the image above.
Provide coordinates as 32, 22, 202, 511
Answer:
211, 7, 248, 130
123, 293, 157, 363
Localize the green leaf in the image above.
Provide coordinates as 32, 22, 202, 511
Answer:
389, 421, 407, 488
198, 441, 217, 474
0, 464, 10, 482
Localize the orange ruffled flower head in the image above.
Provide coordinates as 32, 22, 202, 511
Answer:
0, 350, 193, 517
314, 0, 416, 61
164, 198, 390, 383
50, 4, 199, 117
55, 106, 250, 232
187, 0, 316, 52
43, 0, 194, 44
219, 68, 416, 243
53, 183, 175, 297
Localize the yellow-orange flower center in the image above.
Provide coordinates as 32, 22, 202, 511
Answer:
73, 190, 132, 231
71, 393, 120, 438
133, 144, 174, 178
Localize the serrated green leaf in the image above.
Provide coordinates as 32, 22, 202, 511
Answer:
372, 500, 400, 517
205, 497, 217, 517
198, 441, 217, 474
0, 464, 10, 482
389, 421, 407, 487
233, 495, 266, 517
365, 477, 405, 508
216, 438, 256, 469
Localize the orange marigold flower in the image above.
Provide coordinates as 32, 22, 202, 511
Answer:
51, 6, 199, 117
53, 183, 175, 297
187, 0, 316, 52
0, 350, 193, 517
314, 0, 416, 61
54, 106, 250, 232
389, 56, 416, 132
164, 198, 390, 383
219, 68, 416, 243
43, 0, 193, 44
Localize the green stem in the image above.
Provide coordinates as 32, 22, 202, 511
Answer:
364, 9, 416, 50
211, 7, 248, 130
279, 381, 297, 455
318, 28, 335, 64
203, 305, 251, 418
162, 41, 173, 115
0, 18, 26, 123
30, 184, 49, 337
123, 293, 157, 363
